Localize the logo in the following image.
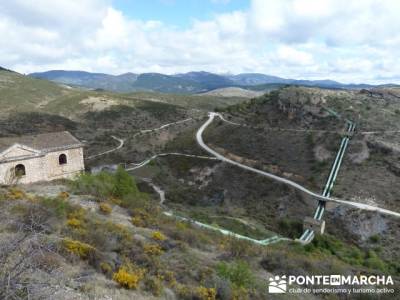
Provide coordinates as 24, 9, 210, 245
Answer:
267, 274, 394, 295
268, 275, 287, 293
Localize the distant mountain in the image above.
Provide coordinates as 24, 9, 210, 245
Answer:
29, 70, 139, 92
227, 73, 288, 85
131, 73, 206, 94
174, 71, 235, 90
227, 73, 370, 89
29, 70, 397, 94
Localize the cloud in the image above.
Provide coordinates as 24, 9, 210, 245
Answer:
0, 0, 399, 83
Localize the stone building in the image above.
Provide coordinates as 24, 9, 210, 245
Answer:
0, 131, 84, 185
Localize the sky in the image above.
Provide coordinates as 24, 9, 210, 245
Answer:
0, 0, 399, 84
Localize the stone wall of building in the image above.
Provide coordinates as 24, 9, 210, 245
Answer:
0, 147, 84, 185
0, 155, 46, 184
45, 148, 85, 181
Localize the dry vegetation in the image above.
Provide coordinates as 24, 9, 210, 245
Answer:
1, 165, 399, 299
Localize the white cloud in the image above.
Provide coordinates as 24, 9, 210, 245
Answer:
0, 0, 399, 83
276, 46, 314, 66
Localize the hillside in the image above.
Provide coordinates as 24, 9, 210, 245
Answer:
1, 71, 400, 298
5, 170, 399, 299
0, 69, 75, 115
30, 70, 139, 93
199, 87, 264, 98
0, 70, 248, 119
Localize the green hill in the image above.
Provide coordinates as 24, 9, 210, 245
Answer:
0, 70, 249, 119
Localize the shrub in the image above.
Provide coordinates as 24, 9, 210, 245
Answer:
71, 167, 149, 207
100, 262, 113, 274
175, 284, 192, 298
216, 261, 255, 289
113, 266, 145, 289
176, 221, 189, 231
232, 286, 249, 300
109, 197, 123, 206
131, 208, 156, 228
63, 238, 95, 259
152, 231, 166, 241
162, 270, 177, 287
68, 208, 87, 220
113, 166, 140, 198
278, 218, 303, 238
99, 202, 112, 214
58, 191, 70, 200
224, 237, 259, 258
369, 235, 380, 243
196, 286, 217, 300
67, 217, 81, 228
7, 188, 25, 200
143, 244, 164, 256
39, 196, 74, 218
365, 250, 386, 271
144, 276, 164, 296
70, 171, 115, 200
132, 216, 145, 227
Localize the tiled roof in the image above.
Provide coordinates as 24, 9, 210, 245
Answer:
0, 131, 83, 154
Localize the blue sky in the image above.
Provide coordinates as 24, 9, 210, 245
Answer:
113, 0, 249, 28
0, 0, 399, 83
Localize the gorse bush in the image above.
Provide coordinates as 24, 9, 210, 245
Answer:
152, 231, 166, 241
67, 217, 81, 228
143, 244, 164, 256
113, 265, 146, 289
63, 238, 95, 259
196, 286, 217, 300
99, 202, 112, 214
58, 191, 70, 200
7, 187, 25, 200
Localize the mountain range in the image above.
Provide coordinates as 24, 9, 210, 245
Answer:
26, 70, 397, 94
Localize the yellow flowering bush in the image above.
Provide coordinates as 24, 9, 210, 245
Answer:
58, 191, 70, 199
152, 231, 166, 241
131, 209, 154, 227
63, 238, 95, 259
113, 266, 145, 289
131, 216, 144, 227
67, 217, 81, 228
68, 208, 86, 220
7, 188, 25, 200
100, 262, 112, 274
99, 202, 112, 214
163, 271, 177, 287
196, 286, 217, 300
143, 244, 164, 256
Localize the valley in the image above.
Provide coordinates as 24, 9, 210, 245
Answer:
1, 68, 400, 299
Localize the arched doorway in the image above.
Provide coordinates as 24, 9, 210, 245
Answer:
15, 164, 26, 177
59, 154, 67, 165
